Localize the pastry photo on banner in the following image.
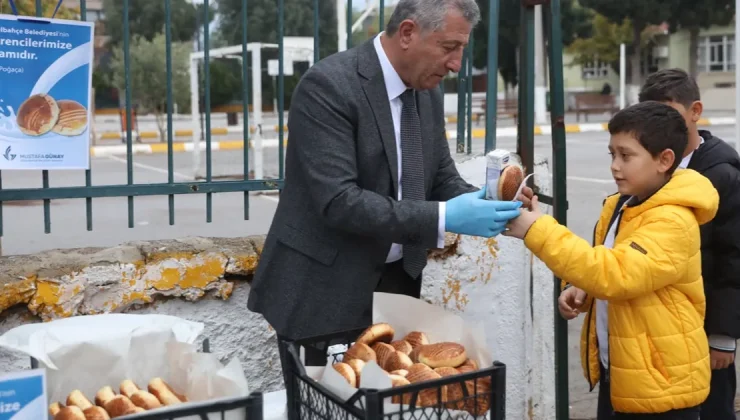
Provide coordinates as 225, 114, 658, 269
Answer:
0, 10, 94, 170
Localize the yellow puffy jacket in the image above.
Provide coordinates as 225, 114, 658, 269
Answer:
524, 169, 719, 414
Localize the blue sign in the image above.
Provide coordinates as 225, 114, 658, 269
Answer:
0, 369, 47, 420
0, 14, 94, 170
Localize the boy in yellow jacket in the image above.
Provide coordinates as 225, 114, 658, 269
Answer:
506, 101, 719, 419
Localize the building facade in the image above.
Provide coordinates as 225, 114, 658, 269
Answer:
563, 22, 736, 111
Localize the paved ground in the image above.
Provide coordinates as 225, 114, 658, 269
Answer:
1, 125, 737, 418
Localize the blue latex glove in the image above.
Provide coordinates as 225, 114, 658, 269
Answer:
445, 188, 522, 237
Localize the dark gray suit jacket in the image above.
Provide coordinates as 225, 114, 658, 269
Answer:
247, 38, 475, 340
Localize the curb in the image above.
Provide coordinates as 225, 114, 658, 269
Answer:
94, 117, 734, 140
89, 117, 736, 157
89, 139, 287, 157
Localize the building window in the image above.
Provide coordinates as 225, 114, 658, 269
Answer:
582, 60, 610, 79
698, 35, 735, 72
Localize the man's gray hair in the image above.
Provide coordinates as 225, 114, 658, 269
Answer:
385, 0, 481, 36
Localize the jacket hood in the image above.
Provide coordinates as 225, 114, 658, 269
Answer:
625, 169, 718, 226
692, 130, 740, 173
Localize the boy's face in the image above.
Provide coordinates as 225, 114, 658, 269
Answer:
609, 132, 676, 199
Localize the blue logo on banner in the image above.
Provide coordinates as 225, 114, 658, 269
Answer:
0, 369, 47, 420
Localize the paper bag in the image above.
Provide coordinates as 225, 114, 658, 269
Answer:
316, 292, 494, 419
0, 314, 251, 420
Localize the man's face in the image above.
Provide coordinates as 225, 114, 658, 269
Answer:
399, 11, 471, 90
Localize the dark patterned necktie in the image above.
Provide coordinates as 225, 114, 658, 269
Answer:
400, 89, 426, 279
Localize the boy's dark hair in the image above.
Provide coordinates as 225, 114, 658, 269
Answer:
608, 101, 688, 174
638, 68, 701, 109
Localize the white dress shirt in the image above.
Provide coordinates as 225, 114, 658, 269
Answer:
373, 33, 447, 264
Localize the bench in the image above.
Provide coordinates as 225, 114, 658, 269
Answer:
472, 98, 518, 126
574, 93, 619, 122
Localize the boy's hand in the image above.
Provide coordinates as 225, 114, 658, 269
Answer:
710, 349, 735, 370
558, 287, 587, 320
504, 195, 543, 239
518, 186, 535, 210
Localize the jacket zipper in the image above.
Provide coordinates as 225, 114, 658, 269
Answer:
586, 217, 600, 392
586, 298, 597, 391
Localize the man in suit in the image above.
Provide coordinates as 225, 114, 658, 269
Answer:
247, 0, 523, 352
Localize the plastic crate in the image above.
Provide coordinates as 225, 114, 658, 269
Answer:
280, 328, 506, 420
36, 338, 263, 420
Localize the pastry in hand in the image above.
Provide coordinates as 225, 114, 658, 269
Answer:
498, 164, 525, 201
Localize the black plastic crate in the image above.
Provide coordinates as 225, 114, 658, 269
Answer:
279, 327, 506, 420
36, 338, 263, 420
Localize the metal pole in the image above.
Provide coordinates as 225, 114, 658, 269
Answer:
337, 0, 346, 52
534, 4, 547, 124
190, 57, 201, 179
456, 52, 469, 154
466, 37, 474, 155
517, 3, 535, 176
619, 43, 626, 109
545, 0, 570, 418
252, 46, 264, 179
484, 0, 500, 153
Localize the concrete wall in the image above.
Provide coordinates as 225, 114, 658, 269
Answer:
0, 155, 556, 419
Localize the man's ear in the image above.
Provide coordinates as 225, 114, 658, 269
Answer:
398, 19, 417, 50
690, 100, 704, 122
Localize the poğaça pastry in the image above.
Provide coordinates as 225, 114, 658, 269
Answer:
49, 377, 187, 419
52, 99, 88, 136
16, 93, 60, 136
335, 323, 491, 415
497, 164, 525, 202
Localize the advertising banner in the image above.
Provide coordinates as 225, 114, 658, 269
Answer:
0, 14, 94, 170
0, 369, 47, 420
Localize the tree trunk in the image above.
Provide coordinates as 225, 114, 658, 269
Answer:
630, 23, 643, 87
688, 26, 700, 78
156, 112, 166, 144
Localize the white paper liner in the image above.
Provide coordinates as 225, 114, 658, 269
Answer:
0, 314, 250, 420
511, 172, 535, 202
